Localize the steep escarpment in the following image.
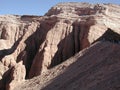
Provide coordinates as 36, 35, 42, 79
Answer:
0, 2, 120, 90
0, 15, 42, 89
15, 41, 120, 90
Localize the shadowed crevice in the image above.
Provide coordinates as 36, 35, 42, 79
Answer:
42, 42, 120, 90
93, 28, 120, 44
0, 36, 23, 60
16, 17, 58, 79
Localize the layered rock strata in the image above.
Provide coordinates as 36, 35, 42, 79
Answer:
0, 2, 120, 90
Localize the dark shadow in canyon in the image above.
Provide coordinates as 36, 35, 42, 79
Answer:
0, 67, 12, 90
42, 28, 120, 90
17, 18, 58, 78
48, 33, 74, 68
48, 24, 79, 68
25, 20, 90, 78
42, 41, 120, 90
49, 23, 90, 68
93, 28, 120, 44
0, 36, 23, 61
0, 36, 23, 89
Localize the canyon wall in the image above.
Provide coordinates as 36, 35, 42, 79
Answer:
0, 2, 120, 90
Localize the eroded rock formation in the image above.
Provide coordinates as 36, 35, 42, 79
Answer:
6, 61, 25, 90
15, 41, 120, 90
0, 2, 120, 90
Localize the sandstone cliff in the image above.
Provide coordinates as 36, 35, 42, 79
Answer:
15, 41, 120, 90
0, 2, 120, 90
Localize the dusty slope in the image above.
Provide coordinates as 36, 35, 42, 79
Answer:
14, 41, 120, 90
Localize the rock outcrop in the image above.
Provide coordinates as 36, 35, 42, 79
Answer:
14, 41, 120, 90
0, 15, 42, 89
6, 61, 25, 90
29, 2, 120, 78
0, 2, 120, 90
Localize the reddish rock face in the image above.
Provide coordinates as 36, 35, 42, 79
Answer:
6, 61, 26, 90
15, 41, 120, 90
0, 2, 120, 90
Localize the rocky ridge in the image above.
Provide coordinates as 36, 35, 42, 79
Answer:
0, 2, 120, 90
